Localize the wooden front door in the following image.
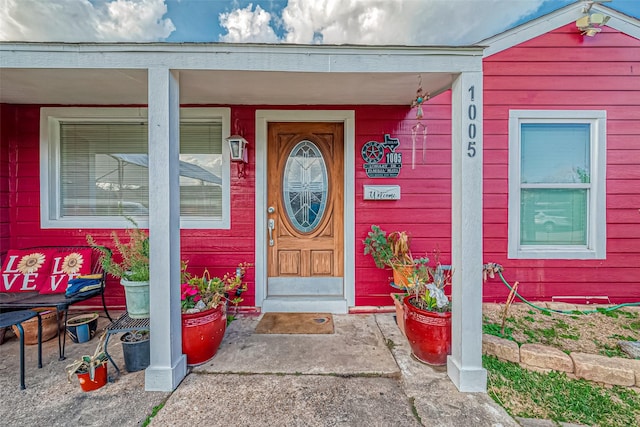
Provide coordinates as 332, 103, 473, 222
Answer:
267, 122, 344, 297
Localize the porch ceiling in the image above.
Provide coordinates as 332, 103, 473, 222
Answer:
0, 68, 455, 105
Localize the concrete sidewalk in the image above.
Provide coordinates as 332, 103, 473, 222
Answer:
0, 312, 518, 426
152, 313, 517, 426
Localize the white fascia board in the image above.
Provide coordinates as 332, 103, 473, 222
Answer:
0, 43, 483, 73
481, 4, 640, 58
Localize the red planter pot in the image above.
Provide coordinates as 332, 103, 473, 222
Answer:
77, 362, 108, 392
403, 296, 451, 366
181, 304, 226, 366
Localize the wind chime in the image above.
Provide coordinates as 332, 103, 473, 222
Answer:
410, 74, 429, 169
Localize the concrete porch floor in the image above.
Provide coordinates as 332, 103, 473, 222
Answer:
0, 312, 517, 426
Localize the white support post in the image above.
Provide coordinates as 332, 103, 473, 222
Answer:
144, 68, 187, 391
447, 71, 487, 392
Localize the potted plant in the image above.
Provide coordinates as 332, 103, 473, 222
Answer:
180, 261, 251, 366
66, 332, 109, 392
120, 330, 150, 372
87, 218, 150, 319
363, 225, 415, 288
66, 313, 99, 344
403, 253, 453, 366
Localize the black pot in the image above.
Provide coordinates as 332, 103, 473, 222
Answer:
120, 332, 150, 372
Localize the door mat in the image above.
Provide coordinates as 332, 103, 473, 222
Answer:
255, 313, 334, 334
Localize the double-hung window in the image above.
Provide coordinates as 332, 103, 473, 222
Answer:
40, 107, 230, 229
508, 110, 606, 259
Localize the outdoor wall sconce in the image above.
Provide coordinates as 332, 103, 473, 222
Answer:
576, 13, 610, 36
576, 0, 611, 37
227, 134, 249, 178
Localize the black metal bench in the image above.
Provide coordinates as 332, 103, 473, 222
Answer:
0, 246, 112, 360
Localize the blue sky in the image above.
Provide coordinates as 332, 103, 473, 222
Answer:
1, 0, 639, 44
165, 0, 640, 44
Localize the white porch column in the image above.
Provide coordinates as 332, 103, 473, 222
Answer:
144, 68, 187, 391
447, 71, 487, 392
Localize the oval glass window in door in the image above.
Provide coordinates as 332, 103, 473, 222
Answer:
283, 140, 328, 233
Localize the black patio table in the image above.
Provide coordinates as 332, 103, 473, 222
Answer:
0, 309, 42, 389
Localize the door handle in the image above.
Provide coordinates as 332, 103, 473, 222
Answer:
268, 219, 275, 247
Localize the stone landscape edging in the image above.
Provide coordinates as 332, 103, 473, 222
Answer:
482, 333, 640, 391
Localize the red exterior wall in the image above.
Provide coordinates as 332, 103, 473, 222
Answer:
354, 101, 453, 306
1, 24, 638, 309
0, 103, 450, 309
0, 104, 256, 308
0, 104, 12, 258
481, 24, 640, 303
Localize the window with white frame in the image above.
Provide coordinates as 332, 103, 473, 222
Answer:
508, 110, 606, 259
40, 108, 230, 229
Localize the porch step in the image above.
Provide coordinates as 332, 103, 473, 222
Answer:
261, 297, 348, 314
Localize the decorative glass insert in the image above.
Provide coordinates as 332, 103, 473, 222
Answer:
283, 140, 328, 233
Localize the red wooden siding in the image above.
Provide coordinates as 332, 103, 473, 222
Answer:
0, 105, 12, 258
1, 103, 450, 309
0, 105, 257, 309
354, 101, 453, 306
1, 22, 638, 309
482, 24, 640, 303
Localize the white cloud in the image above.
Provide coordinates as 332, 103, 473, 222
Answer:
219, 0, 561, 45
219, 3, 279, 43
0, 0, 175, 42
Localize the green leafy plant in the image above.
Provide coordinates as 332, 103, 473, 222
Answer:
180, 262, 252, 314
363, 225, 416, 268
404, 250, 452, 313
87, 217, 150, 282
65, 332, 108, 382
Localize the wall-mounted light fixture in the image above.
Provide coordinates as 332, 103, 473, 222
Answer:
227, 134, 249, 178
576, 1, 611, 37
576, 13, 610, 36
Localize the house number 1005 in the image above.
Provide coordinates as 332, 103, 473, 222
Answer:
467, 85, 477, 158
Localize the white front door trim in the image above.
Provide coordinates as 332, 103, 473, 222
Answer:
255, 110, 355, 314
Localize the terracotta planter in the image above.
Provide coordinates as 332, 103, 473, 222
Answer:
403, 296, 451, 365
12, 307, 62, 345
390, 293, 406, 336
181, 304, 226, 366
392, 264, 414, 289
76, 362, 108, 392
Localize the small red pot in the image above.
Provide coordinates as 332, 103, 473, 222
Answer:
403, 296, 451, 365
77, 362, 108, 392
181, 304, 226, 366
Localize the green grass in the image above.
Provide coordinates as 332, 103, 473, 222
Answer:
625, 321, 640, 331
597, 308, 620, 318
558, 333, 580, 341
610, 334, 637, 342
409, 397, 422, 424
484, 355, 640, 427
141, 403, 165, 427
483, 322, 515, 341
593, 339, 627, 358
385, 338, 396, 350
488, 313, 587, 346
